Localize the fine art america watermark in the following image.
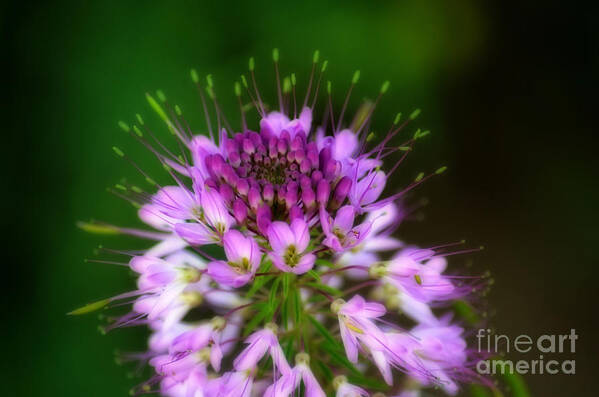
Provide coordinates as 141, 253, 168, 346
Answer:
476, 329, 577, 375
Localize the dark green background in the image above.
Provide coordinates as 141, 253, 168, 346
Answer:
5, 0, 597, 395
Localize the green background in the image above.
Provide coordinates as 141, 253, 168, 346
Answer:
5, 0, 597, 395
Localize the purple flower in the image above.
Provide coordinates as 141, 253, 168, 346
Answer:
386, 251, 455, 303
207, 230, 262, 287
320, 205, 371, 252
234, 324, 291, 376
174, 188, 234, 245
81, 53, 487, 396
387, 321, 469, 395
265, 353, 325, 397
332, 295, 395, 384
267, 218, 315, 274
333, 376, 368, 397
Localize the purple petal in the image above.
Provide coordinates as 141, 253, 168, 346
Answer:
333, 205, 355, 233
207, 260, 251, 288
339, 322, 359, 363
290, 218, 309, 252
175, 222, 215, 245
292, 253, 316, 274
223, 229, 250, 263
267, 221, 294, 252
332, 129, 358, 160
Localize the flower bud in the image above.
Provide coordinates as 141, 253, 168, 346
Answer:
332, 176, 352, 209
300, 158, 312, 173
248, 187, 262, 210
228, 151, 241, 167
301, 186, 316, 210
235, 179, 249, 195
289, 205, 304, 221
232, 199, 248, 223
263, 183, 274, 203
219, 184, 234, 204
242, 138, 255, 154
319, 147, 331, 169
316, 179, 330, 205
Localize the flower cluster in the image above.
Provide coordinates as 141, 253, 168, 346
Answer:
77, 51, 487, 397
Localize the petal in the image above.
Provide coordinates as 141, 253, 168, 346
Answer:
153, 186, 195, 220
319, 205, 333, 235
138, 204, 176, 231
363, 236, 403, 251
267, 221, 294, 252
290, 218, 310, 252
332, 129, 358, 160
175, 222, 215, 245
339, 322, 359, 363
351, 171, 386, 207
145, 236, 188, 258
269, 254, 292, 273
372, 349, 393, 385
200, 189, 234, 230
208, 260, 251, 288
301, 367, 326, 397
334, 205, 355, 233
148, 282, 187, 319
210, 342, 223, 372
366, 202, 399, 234
234, 338, 269, 371
297, 107, 312, 133
223, 229, 250, 263
270, 344, 292, 375
292, 253, 316, 274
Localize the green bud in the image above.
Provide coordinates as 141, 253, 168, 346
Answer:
112, 146, 124, 157
409, 108, 421, 120
283, 77, 291, 94
135, 113, 144, 125
272, 48, 279, 62
234, 82, 241, 97
190, 68, 199, 83
313, 50, 320, 63
415, 172, 424, 182
393, 112, 402, 125
117, 121, 130, 132
156, 89, 166, 102
352, 70, 360, 84
248, 57, 255, 71
133, 125, 143, 137
435, 166, 447, 175
380, 80, 390, 94
68, 298, 111, 315
321, 60, 328, 72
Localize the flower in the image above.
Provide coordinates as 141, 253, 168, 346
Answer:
333, 375, 368, 397
321, 205, 371, 252
207, 230, 262, 287
234, 324, 291, 375
387, 321, 470, 395
267, 218, 316, 274
332, 295, 395, 384
77, 51, 487, 397
265, 353, 325, 397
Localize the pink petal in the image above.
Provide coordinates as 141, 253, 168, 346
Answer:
267, 221, 294, 252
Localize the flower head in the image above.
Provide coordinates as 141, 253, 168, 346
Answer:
77, 51, 488, 397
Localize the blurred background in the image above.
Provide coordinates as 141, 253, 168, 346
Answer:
4, 0, 597, 395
